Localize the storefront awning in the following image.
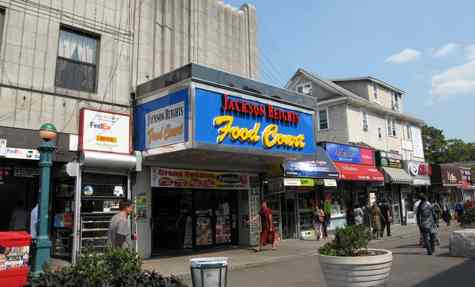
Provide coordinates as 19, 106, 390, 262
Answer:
382, 167, 412, 184
334, 162, 384, 182
282, 146, 339, 179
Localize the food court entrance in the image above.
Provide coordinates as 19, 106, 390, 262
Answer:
151, 188, 240, 253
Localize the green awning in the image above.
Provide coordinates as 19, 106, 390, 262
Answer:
382, 167, 412, 184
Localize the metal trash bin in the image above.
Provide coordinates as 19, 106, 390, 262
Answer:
190, 257, 228, 287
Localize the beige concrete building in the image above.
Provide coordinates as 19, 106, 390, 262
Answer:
286, 69, 425, 162
0, 0, 258, 137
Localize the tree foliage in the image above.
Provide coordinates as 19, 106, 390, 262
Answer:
422, 125, 475, 164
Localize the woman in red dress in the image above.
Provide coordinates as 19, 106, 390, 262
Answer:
251, 200, 278, 252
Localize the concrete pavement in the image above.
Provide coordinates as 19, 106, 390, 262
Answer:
142, 223, 435, 281
225, 224, 473, 287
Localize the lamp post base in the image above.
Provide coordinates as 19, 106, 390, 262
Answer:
32, 236, 52, 273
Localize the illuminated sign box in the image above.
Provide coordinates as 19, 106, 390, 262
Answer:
193, 88, 316, 156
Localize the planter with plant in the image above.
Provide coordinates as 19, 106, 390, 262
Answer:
318, 225, 393, 287
27, 248, 187, 287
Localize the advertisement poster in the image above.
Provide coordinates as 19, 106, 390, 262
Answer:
145, 101, 185, 149
80, 109, 131, 154
325, 143, 361, 164
411, 127, 424, 158
134, 89, 189, 151
151, 168, 250, 190
135, 195, 147, 219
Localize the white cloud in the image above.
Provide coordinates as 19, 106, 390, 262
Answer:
466, 44, 475, 61
431, 60, 475, 99
432, 43, 459, 57
385, 48, 421, 64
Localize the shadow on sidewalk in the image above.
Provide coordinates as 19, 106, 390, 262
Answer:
414, 260, 475, 286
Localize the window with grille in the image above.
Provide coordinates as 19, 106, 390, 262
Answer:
0, 9, 5, 52
319, 109, 329, 130
55, 27, 99, 93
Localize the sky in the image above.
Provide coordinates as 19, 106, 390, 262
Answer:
226, 0, 475, 142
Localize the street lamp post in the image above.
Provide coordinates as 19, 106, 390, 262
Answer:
33, 123, 57, 273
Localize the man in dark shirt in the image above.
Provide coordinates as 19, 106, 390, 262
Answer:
108, 200, 135, 249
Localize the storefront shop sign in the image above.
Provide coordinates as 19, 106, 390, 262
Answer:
378, 151, 403, 169
283, 178, 315, 187
80, 109, 131, 154
151, 167, 250, 190
193, 88, 316, 155
403, 161, 431, 186
325, 143, 375, 166
1, 147, 40, 160
283, 146, 339, 179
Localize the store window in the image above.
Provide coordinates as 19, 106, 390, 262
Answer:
56, 27, 99, 93
319, 109, 329, 130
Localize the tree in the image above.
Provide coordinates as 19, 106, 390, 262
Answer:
445, 139, 473, 163
422, 125, 448, 163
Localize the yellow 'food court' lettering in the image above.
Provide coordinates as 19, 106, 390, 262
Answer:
213, 115, 305, 149
262, 124, 305, 149
213, 115, 260, 143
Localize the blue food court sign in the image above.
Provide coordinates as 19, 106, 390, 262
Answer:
193, 88, 316, 155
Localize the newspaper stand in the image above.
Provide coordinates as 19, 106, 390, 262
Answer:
0, 232, 32, 287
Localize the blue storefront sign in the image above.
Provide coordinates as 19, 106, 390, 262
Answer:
134, 89, 189, 151
283, 147, 339, 178
325, 143, 361, 163
194, 88, 316, 155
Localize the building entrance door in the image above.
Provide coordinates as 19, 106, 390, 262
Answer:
281, 195, 297, 239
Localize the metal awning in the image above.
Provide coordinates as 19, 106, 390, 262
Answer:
382, 167, 412, 184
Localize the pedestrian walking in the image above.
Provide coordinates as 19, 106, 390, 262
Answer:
416, 195, 438, 255
442, 203, 452, 226
251, 200, 278, 252
322, 199, 332, 240
371, 202, 382, 240
353, 205, 364, 225
431, 201, 442, 246
380, 201, 391, 237
454, 201, 464, 223
313, 202, 325, 241
414, 196, 424, 246
108, 200, 136, 249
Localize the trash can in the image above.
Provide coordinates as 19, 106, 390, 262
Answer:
0, 232, 32, 287
190, 257, 228, 287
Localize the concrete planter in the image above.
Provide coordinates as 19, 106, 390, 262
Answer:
318, 249, 393, 287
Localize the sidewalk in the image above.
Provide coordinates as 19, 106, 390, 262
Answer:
142, 223, 425, 280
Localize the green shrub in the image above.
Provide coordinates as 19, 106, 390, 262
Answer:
461, 207, 475, 225
28, 248, 187, 287
319, 225, 370, 257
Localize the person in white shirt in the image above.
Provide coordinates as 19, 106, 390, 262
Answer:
30, 204, 38, 239
10, 200, 28, 230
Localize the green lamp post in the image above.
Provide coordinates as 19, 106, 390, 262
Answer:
33, 123, 57, 273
